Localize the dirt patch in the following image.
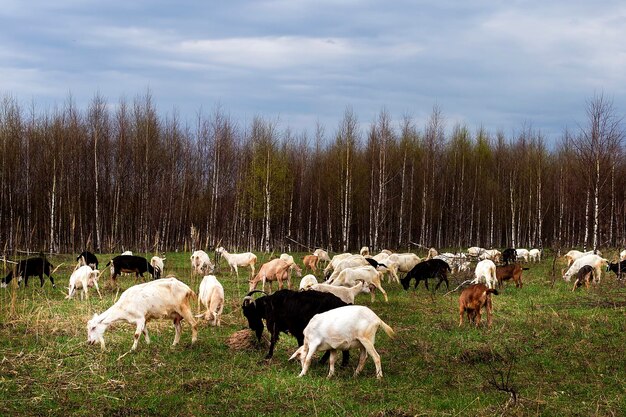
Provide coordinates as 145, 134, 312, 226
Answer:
458, 347, 504, 365
225, 329, 269, 351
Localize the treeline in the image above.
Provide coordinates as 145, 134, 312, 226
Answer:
0, 92, 624, 254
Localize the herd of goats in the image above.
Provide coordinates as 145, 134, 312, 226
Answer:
1, 245, 625, 379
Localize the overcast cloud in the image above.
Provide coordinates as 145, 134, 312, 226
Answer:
1, 0, 625, 141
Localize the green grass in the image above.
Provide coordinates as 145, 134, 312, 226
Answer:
1, 251, 625, 416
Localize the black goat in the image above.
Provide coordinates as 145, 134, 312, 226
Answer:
1, 257, 55, 287
77, 251, 99, 270
242, 289, 348, 361
573, 265, 595, 291
400, 259, 451, 291
606, 260, 626, 280
502, 248, 517, 265
105, 255, 155, 282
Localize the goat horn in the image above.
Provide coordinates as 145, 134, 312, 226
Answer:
242, 295, 255, 306
245, 290, 268, 297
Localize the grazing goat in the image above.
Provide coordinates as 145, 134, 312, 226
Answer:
329, 265, 388, 302
472, 259, 498, 289
467, 247, 485, 258
299, 274, 319, 290
77, 251, 98, 270
564, 250, 595, 267
528, 249, 541, 263
400, 259, 450, 291
620, 250, 626, 261
426, 247, 438, 260
496, 263, 526, 288
1, 257, 55, 288
501, 248, 517, 264
249, 258, 302, 292
67, 265, 102, 300
458, 284, 498, 327
323, 253, 353, 278
385, 253, 421, 283
289, 305, 394, 379
563, 254, 608, 283
479, 249, 502, 263
515, 248, 530, 262
215, 247, 256, 278
606, 259, 626, 280
197, 275, 224, 326
435, 253, 469, 273
313, 248, 331, 263
303, 255, 319, 273
359, 246, 370, 256
242, 289, 349, 360
572, 265, 594, 291
150, 256, 165, 280
280, 253, 296, 265
87, 277, 197, 350
309, 281, 370, 304
327, 255, 369, 283
190, 250, 215, 275
106, 255, 155, 282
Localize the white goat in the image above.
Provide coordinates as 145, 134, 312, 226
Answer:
467, 247, 484, 258
528, 249, 541, 263
564, 250, 595, 267
515, 249, 530, 262
289, 305, 394, 379
299, 274, 319, 290
280, 253, 296, 265
563, 254, 609, 283
87, 277, 198, 351
472, 259, 498, 289
216, 246, 256, 278
309, 281, 370, 304
190, 250, 215, 275
385, 253, 421, 283
327, 255, 369, 283
313, 249, 331, 263
479, 249, 501, 262
150, 256, 166, 280
197, 275, 224, 326
323, 253, 353, 277
121, 251, 133, 256
330, 265, 388, 302
67, 265, 102, 300
620, 250, 626, 261
359, 246, 370, 256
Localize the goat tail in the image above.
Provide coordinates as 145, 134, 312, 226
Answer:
379, 319, 395, 339
487, 289, 499, 296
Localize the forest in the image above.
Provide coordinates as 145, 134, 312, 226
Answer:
0, 92, 623, 254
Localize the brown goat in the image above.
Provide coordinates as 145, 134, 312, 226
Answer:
496, 263, 525, 288
572, 264, 594, 291
458, 284, 498, 327
303, 255, 319, 273
249, 259, 293, 293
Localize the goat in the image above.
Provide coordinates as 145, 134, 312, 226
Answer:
563, 254, 608, 283
309, 281, 370, 304
359, 246, 370, 256
323, 253, 353, 279
496, 263, 526, 288
241, 289, 348, 360
197, 275, 224, 326
121, 250, 133, 256
106, 255, 155, 282
472, 259, 498, 289
385, 253, 421, 283
572, 265, 594, 291
400, 259, 450, 291
501, 248, 517, 265
87, 277, 197, 350
528, 248, 541, 263
303, 255, 319, 273
280, 253, 296, 265
479, 249, 501, 263
327, 255, 369, 283
467, 247, 485, 258
620, 250, 626, 261
313, 248, 331, 263
190, 250, 215, 275
67, 265, 102, 300
564, 250, 595, 268
1, 257, 55, 288
515, 248, 530, 262
289, 305, 394, 379
299, 274, 319, 290
606, 259, 626, 280
249, 258, 302, 292
77, 251, 98, 270
458, 284, 498, 327
150, 256, 166, 280
215, 246, 257, 278
426, 247, 438, 260
329, 265, 388, 302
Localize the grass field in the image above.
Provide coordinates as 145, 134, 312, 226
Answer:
1, 251, 625, 416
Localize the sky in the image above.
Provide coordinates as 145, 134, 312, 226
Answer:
1, 0, 625, 142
